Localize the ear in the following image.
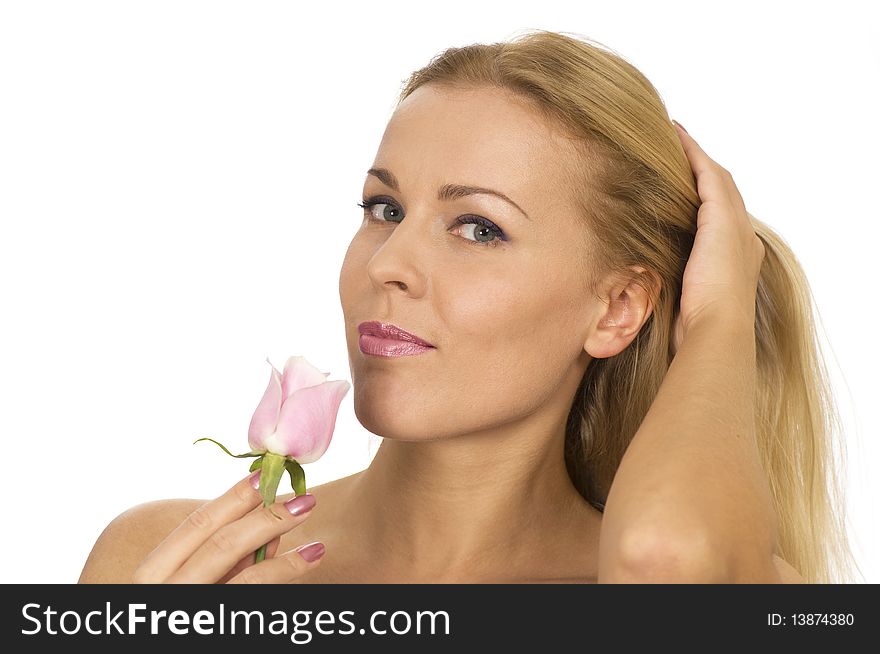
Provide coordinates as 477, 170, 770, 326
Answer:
584, 265, 660, 359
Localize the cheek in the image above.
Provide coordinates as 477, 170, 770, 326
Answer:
441, 262, 581, 355
432, 269, 585, 409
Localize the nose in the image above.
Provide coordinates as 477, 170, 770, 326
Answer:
365, 217, 429, 297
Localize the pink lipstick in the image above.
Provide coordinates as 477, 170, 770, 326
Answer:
357, 321, 435, 357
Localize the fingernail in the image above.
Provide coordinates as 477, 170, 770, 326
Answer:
673, 119, 688, 134
294, 541, 326, 562
248, 470, 261, 490
284, 493, 316, 516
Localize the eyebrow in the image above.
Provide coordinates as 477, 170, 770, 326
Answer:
366, 167, 531, 221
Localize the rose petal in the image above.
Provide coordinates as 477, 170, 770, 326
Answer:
263, 380, 350, 462
281, 355, 333, 401
247, 362, 284, 451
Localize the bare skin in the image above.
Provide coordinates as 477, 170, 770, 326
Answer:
79, 84, 804, 584
78, 471, 800, 583
79, 472, 599, 583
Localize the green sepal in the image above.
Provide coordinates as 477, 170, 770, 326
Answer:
257, 452, 287, 508
285, 459, 307, 496
193, 437, 264, 459
248, 456, 264, 473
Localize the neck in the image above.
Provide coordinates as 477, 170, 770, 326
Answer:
342, 406, 597, 581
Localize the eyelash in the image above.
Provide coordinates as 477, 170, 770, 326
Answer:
356, 196, 508, 248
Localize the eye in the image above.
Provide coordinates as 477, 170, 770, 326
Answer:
357, 197, 403, 223
356, 196, 508, 248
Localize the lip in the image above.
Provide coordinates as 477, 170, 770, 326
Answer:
357, 321, 435, 347
357, 321, 435, 357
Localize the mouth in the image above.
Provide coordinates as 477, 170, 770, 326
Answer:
357, 321, 436, 357
357, 321, 435, 348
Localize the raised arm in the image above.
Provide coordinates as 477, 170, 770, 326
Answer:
597, 122, 785, 583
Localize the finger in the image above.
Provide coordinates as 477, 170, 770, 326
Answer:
227, 541, 326, 584
134, 472, 264, 582
217, 535, 282, 584
673, 121, 746, 214
166, 493, 317, 583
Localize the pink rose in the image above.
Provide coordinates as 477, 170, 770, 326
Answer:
195, 354, 350, 563
247, 356, 350, 464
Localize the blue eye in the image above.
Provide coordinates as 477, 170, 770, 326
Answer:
357, 196, 508, 248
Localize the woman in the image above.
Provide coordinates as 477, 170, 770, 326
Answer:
79, 30, 857, 584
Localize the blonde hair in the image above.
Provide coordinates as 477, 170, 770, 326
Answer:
395, 29, 860, 584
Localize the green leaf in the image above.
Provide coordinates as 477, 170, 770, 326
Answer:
193, 437, 264, 459
248, 456, 264, 473
285, 459, 307, 496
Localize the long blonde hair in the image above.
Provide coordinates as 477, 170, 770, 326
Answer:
395, 29, 860, 583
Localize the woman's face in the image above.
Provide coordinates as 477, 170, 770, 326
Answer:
339, 84, 600, 441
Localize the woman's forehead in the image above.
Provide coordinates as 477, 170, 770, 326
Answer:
372, 86, 582, 212
387, 84, 560, 157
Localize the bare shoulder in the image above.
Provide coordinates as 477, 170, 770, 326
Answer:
78, 498, 203, 584
772, 554, 806, 584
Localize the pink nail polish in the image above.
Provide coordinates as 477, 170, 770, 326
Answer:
295, 541, 326, 562
673, 119, 688, 134
284, 493, 316, 516
248, 470, 261, 490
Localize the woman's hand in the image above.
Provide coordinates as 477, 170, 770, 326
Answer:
131, 471, 324, 583
671, 121, 766, 355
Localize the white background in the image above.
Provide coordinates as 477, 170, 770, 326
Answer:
1, 0, 877, 583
